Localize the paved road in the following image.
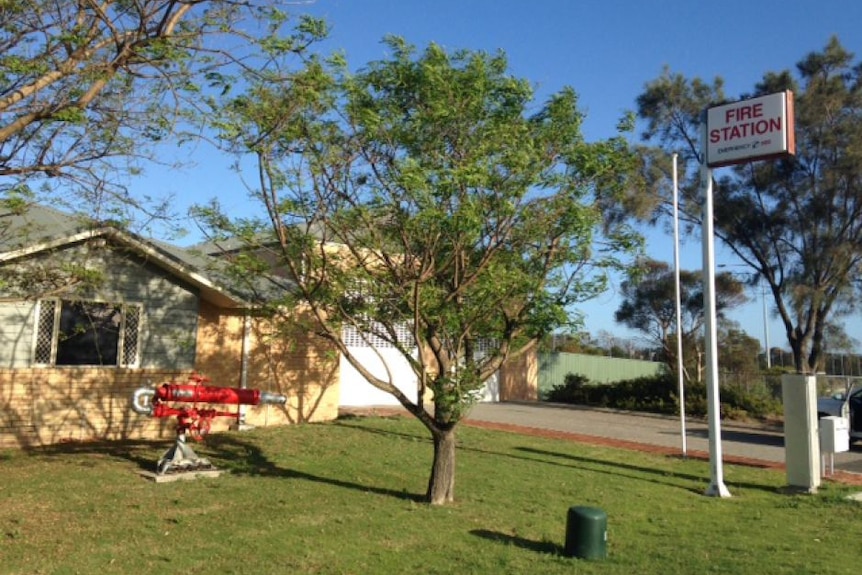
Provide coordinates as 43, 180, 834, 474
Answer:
465, 402, 862, 476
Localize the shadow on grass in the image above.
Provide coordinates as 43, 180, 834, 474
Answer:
25, 430, 426, 503
229, 419, 784, 496
514, 446, 781, 494
470, 529, 564, 555
203, 432, 426, 503
18, 416, 781, 502
25, 438, 166, 472
333, 417, 431, 444
329, 417, 733, 495
330, 416, 726, 493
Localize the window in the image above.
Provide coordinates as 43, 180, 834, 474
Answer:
33, 299, 142, 367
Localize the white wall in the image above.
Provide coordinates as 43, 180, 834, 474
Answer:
339, 347, 418, 406
339, 347, 500, 406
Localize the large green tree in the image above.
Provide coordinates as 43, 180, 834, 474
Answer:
0, 0, 325, 300
0, 0, 325, 230
196, 37, 645, 504
636, 37, 862, 373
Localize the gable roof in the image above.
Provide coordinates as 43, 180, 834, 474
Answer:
190, 219, 334, 257
0, 204, 255, 309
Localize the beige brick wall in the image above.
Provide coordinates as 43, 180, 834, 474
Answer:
195, 302, 340, 427
0, 368, 184, 448
0, 299, 535, 449
412, 339, 538, 404
0, 302, 341, 450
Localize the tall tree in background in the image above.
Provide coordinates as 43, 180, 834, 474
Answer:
614, 259, 746, 380
717, 324, 761, 375
636, 37, 862, 373
197, 37, 645, 504
0, 0, 325, 231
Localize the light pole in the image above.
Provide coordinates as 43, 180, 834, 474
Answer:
761, 282, 771, 369
718, 264, 771, 370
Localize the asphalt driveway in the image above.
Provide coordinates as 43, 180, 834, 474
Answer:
465, 402, 862, 477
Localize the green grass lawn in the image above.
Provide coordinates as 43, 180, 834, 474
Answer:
1, 413, 860, 574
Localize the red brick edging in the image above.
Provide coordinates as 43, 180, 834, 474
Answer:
463, 419, 862, 487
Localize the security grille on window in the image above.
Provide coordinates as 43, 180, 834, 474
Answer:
342, 321, 414, 349
341, 280, 415, 349
33, 299, 143, 367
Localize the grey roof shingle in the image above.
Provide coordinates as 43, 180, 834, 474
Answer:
0, 204, 288, 309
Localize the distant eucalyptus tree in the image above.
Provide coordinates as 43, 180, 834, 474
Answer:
614, 259, 746, 380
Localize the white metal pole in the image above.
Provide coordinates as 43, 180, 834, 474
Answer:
672, 153, 687, 458
237, 313, 252, 428
701, 123, 731, 498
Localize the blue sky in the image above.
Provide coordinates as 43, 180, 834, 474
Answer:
149, 0, 862, 351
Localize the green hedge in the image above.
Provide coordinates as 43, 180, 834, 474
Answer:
543, 372, 782, 421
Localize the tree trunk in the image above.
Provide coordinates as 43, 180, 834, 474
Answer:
789, 332, 807, 373
426, 427, 456, 505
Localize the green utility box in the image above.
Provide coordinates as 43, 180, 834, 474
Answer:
564, 506, 607, 560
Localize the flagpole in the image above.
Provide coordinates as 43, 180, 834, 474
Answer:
672, 153, 687, 458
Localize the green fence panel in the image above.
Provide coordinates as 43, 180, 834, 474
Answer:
538, 352, 665, 394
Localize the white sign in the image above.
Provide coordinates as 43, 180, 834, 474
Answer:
706, 91, 795, 167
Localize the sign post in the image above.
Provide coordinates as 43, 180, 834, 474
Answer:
700, 128, 730, 497
701, 91, 795, 498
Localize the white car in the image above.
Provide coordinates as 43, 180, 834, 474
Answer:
817, 385, 862, 441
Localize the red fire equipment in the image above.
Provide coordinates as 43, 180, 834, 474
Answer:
131, 373, 286, 475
